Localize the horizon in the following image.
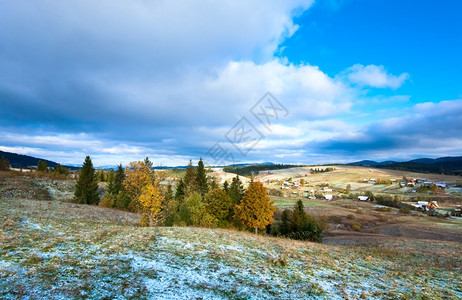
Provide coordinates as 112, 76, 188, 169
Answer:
1, 0, 461, 167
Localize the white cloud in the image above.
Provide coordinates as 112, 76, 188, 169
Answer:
340, 64, 409, 89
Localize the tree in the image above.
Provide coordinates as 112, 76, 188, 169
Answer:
52, 164, 69, 176
138, 181, 164, 226
196, 158, 209, 197
183, 160, 197, 195
430, 184, 439, 194
179, 192, 217, 227
175, 178, 186, 201
204, 188, 233, 227
228, 175, 244, 205
235, 181, 276, 234
37, 160, 48, 172
223, 180, 229, 193
0, 156, 10, 171
74, 156, 99, 205
124, 160, 153, 212
108, 164, 125, 196
288, 200, 323, 242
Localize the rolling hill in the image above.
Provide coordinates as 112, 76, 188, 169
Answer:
0, 150, 61, 169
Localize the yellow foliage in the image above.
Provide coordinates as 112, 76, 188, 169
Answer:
138, 181, 164, 226
235, 181, 276, 233
123, 161, 153, 210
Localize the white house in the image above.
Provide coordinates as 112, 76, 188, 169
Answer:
358, 196, 369, 201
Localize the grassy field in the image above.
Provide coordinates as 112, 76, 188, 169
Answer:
1, 197, 461, 299
1, 170, 462, 299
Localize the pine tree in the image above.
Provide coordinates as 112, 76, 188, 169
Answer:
108, 164, 125, 196
37, 160, 48, 172
175, 178, 186, 202
228, 176, 244, 205
196, 158, 208, 197
223, 180, 229, 193
183, 159, 197, 195
74, 156, 99, 205
0, 156, 10, 171
235, 181, 276, 234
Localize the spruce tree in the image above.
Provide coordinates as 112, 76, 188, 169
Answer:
228, 175, 244, 205
0, 156, 10, 171
37, 160, 48, 172
196, 158, 208, 197
74, 156, 99, 205
183, 159, 197, 195
223, 180, 229, 193
175, 178, 186, 202
108, 164, 125, 195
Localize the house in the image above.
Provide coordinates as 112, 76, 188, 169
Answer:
358, 196, 369, 201
323, 187, 332, 193
324, 194, 333, 200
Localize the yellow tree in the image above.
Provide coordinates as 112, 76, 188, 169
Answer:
235, 181, 276, 234
123, 161, 153, 211
138, 181, 164, 226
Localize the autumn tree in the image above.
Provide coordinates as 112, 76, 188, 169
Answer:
123, 160, 153, 212
138, 181, 164, 226
74, 156, 99, 205
0, 156, 10, 171
196, 158, 209, 197
205, 188, 233, 227
430, 184, 439, 194
235, 181, 276, 234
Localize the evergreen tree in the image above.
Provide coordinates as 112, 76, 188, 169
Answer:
204, 188, 233, 227
183, 159, 197, 195
235, 181, 276, 234
288, 200, 322, 242
108, 164, 125, 195
74, 156, 99, 205
228, 176, 244, 205
196, 158, 209, 197
280, 209, 291, 235
0, 156, 10, 171
223, 180, 229, 193
37, 160, 48, 172
175, 178, 186, 202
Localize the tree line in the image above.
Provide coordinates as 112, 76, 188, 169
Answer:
223, 164, 302, 177
74, 156, 278, 234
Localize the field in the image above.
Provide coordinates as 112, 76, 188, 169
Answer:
1, 169, 462, 299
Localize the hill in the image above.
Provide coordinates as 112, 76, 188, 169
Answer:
350, 156, 462, 175
0, 150, 60, 169
1, 196, 461, 299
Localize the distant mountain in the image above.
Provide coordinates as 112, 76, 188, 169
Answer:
349, 156, 462, 176
0, 150, 60, 169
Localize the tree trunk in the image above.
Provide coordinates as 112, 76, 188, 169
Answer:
255, 227, 257, 234
149, 213, 154, 227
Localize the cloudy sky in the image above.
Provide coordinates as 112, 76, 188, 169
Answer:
1, 0, 461, 167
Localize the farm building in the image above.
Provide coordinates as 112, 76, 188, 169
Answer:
358, 196, 369, 201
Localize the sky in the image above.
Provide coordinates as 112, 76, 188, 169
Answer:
0, 0, 461, 167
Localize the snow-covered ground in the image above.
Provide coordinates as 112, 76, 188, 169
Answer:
1, 197, 461, 299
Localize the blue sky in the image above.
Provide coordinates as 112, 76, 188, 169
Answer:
0, 0, 461, 167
